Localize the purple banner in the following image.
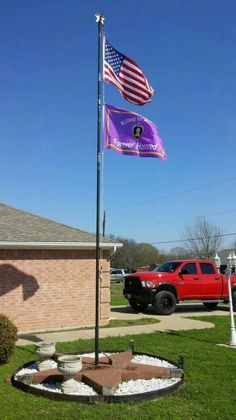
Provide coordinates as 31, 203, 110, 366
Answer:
103, 104, 167, 159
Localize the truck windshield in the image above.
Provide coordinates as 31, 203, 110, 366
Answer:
154, 262, 182, 273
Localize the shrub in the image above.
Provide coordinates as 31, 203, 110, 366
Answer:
0, 314, 18, 364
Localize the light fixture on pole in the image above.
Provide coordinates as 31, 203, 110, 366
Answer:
226, 252, 236, 347
214, 253, 221, 273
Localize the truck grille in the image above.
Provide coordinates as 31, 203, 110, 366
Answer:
124, 276, 142, 290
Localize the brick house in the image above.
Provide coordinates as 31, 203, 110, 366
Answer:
0, 203, 122, 333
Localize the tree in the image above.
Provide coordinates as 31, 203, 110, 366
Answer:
109, 235, 163, 269
168, 246, 192, 260
181, 217, 223, 259
134, 243, 164, 268
110, 237, 137, 269
232, 239, 236, 251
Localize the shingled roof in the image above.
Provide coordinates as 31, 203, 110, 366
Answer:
0, 203, 121, 250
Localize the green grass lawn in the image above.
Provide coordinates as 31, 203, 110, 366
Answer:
1, 316, 236, 419
110, 283, 127, 306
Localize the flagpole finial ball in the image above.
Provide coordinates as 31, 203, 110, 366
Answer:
95, 13, 105, 24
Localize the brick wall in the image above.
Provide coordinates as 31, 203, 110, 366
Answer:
0, 249, 110, 333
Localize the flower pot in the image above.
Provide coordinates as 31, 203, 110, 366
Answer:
35, 341, 56, 371
58, 355, 82, 394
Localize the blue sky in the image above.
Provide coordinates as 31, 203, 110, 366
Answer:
1, 0, 236, 252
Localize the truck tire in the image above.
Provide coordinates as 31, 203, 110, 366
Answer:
203, 302, 218, 311
153, 291, 176, 315
233, 290, 236, 311
129, 299, 148, 312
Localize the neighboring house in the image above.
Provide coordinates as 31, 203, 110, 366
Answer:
217, 249, 235, 265
0, 203, 122, 333
217, 248, 236, 274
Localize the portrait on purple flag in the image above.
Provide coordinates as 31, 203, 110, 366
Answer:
103, 104, 167, 159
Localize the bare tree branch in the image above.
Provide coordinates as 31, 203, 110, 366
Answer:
181, 217, 223, 259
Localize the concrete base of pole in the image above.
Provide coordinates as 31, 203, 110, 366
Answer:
217, 343, 236, 349
229, 329, 236, 347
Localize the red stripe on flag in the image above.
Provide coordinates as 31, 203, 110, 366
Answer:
104, 62, 152, 105
104, 65, 149, 104
104, 73, 146, 105
119, 73, 152, 96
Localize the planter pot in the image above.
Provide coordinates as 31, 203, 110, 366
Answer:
35, 341, 56, 371
58, 355, 82, 394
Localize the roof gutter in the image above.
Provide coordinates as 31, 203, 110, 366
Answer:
0, 241, 123, 251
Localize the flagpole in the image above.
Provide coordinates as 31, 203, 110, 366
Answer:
95, 13, 105, 366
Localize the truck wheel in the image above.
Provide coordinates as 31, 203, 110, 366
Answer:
203, 302, 218, 311
233, 290, 236, 311
153, 291, 176, 315
129, 299, 148, 313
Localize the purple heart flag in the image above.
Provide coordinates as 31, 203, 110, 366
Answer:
103, 104, 167, 159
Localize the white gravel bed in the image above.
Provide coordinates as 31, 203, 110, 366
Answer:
15, 361, 57, 380
31, 382, 97, 396
132, 355, 175, 368
14, 354, 181, 397
31, 382, 62, 393
15, 362, 38, 379
29, 376, 180, 396
115, 378, 180, 395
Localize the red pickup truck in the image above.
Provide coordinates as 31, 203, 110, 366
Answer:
123, 260, 236, 315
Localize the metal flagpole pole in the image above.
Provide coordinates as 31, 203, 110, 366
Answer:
95, 12, 105, 366
226, 252, 236, 346
102, 211, 106, 236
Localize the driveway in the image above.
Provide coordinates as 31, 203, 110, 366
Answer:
111, 302, 230, 332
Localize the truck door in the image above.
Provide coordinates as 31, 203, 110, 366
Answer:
178, 262, 202, 298
198, 262, 222, 298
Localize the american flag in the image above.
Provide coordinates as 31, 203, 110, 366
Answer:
104, 40, 154, 106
